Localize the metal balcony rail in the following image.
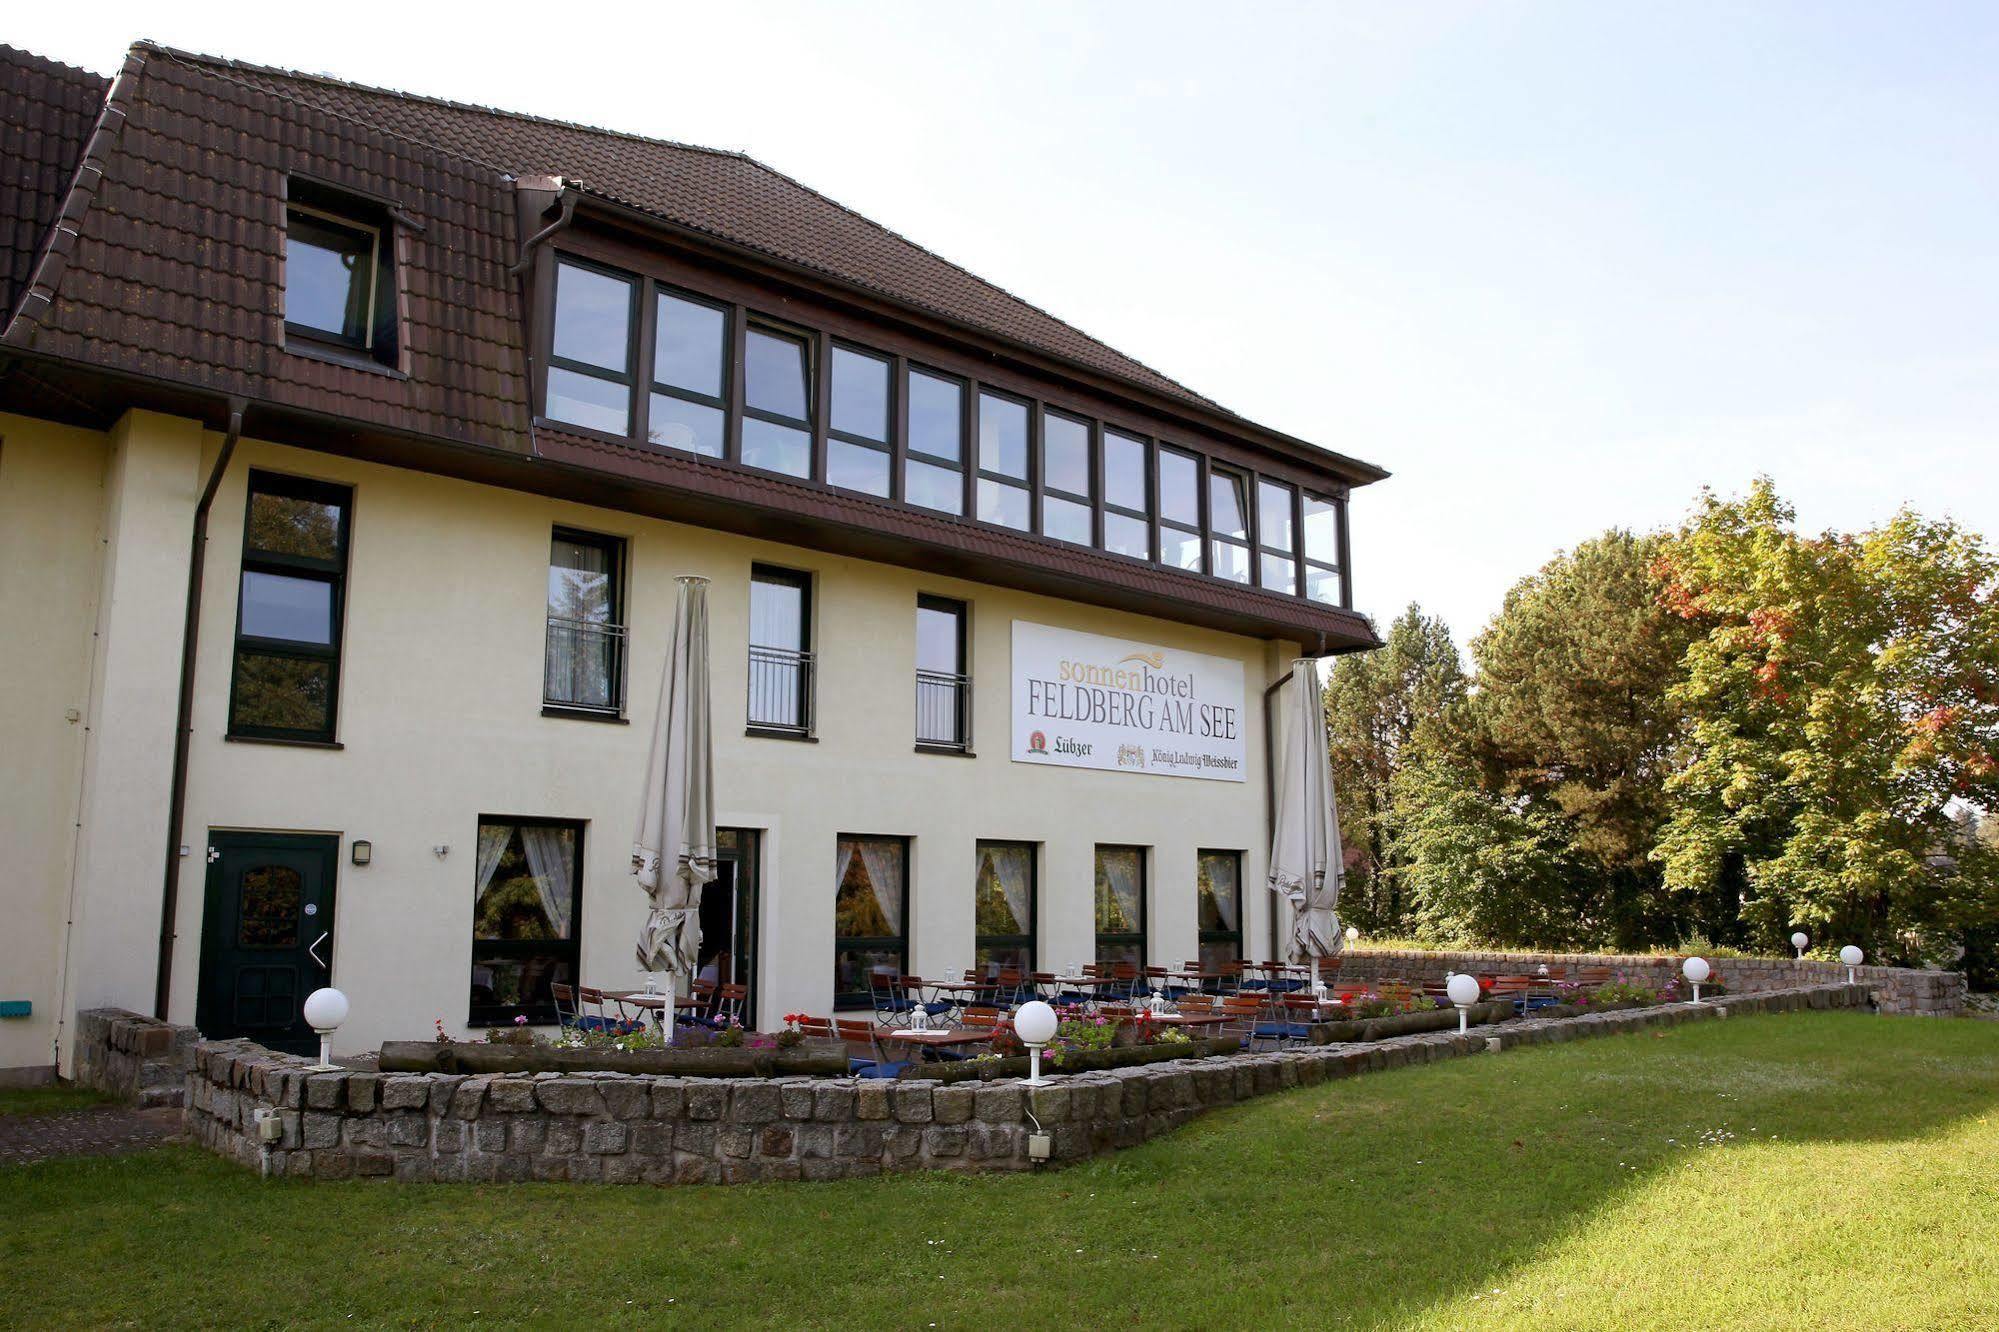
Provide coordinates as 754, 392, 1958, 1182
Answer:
747, 644, 815, 733
915, 668, 971, 749
544, 615, 627, 712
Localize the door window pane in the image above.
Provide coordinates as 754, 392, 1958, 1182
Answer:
1259, 480, 1296, 553
1104, 430, 1148, 512
749, 567, 811, 732
978, 478, 1030, 531
831, 346, 890, 442
238, 865, 303, 948
1303, 494, 1341, 565
905, 458, 963, 514
551, 262, 633, 371
647, 394, 726, 456
750, 575, 806, 652
746, 328, 810, 421
548, 367, 630, 435
978, 393, 1029, 479
908, 371, 964, 463
1042, 495, 1091, 545
1043, 412, 1091, 497
1210, 472, 1248, 539
916, 601, 963, 675
828, 438, 891, 496
1160, 449, 1200, 527
654, 292, 726, 397
240, 571, 332, 644
1103, 510, 1150, 560
742, 418, 810, 478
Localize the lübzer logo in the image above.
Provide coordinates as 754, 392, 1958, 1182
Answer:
1116, 744, 1146, 769
1027, 730, 1047, 754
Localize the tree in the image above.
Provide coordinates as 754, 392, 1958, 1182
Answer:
1652, 480, 1999, 962
1322, 605, 1468, 933
1468, 531, 1696, 946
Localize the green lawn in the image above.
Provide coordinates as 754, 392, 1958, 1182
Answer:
0, 1084, 113, 1117
3, 1012, 1995, 1329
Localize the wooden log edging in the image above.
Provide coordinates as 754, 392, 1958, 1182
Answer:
133, 983, 1873, 1184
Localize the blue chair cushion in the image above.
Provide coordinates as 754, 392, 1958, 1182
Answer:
1254, 1022, 1312, 1041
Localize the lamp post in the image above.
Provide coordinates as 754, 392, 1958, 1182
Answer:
1016, 1000, 1058, 1086
1791, 931, 1809, 960
1840, 945, 1863, 984
302, 987, 349, 1071
1682, 956, 1710, 1004
1346, 926, 1359, 947
1447, 973, 1481, 1034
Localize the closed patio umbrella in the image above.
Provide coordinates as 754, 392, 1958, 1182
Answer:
1268, 659, 1343, 964
632, 575, 718, 1043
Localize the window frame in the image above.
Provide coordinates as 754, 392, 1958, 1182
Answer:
914, 594, 971, 752
903, 362, 969, 516
974, 839, 1037, 975
1157, 444, 1206, 575
1098, 428, 1154, 562
1038, 407, 1096, 546
833, 832, 911, 1011
1256, 476, 1302, 596
226, 470, 353, 745
974, 386, 1034, 532
282, 201, 381, 354
739, 319, 818, 479
1207, 465, 1254, 585
1196, 848, 1244, 970
824, 340, 896, 498
544, 255, 641, 437
645, 282, 732, 458
467, 814, 585, 1027
1093, 843, 1148, 970
1302, 490, 1349, 608
746, 563, 815, 738
543, 526, 628, 718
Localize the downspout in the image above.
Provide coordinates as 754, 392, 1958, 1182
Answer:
154, 398, 245, 1021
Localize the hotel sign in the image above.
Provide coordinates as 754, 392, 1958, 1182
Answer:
1010, 620, 1246, 782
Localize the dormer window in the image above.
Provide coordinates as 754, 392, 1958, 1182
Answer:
283, 180, 398, 368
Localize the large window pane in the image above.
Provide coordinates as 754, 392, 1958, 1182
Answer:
742, 418, 810, 478
1259, 479, 1296, 553
1260, 553, 1297, 593
1197, 851, 1241, 934
1160, 450, 1200, 527
230, 653, 332, 734
1095, 845, 1146, 970
835, 835, 907, 1006
908, 370, 963, 463
1161, 526, 1202, 572
469, 818, 583, 1026
905, 458, 963, 515
977, 478, 1030, 531
239, 571, 332, 644
1043, 495, 1092, 545
916, 601, 963, 675
749, 567, 811, 732
647, 393, 726, 456
551, 262, 632, 372
827, 438, 891, 497
978, 393, 1029, 480
975, 841, 1034, 974
831, 346, 890, 442
1210, 472, 1248, 540
1103, 510, 1149, 560
246, 492, 342, 561
285, 209, 374, 343
749, 574, 806, 652
548, 536, 613, 622
1104, 430, 1148, 512
745, 328, 809, 421
1303, 494, 1341, 566
1212, 540, 1251, 584
547, 367, 630, 435
654, 292, 725, 397
1306, 565, 1341, 605
1043, 412, 1091, 497
546, 532, 622, 712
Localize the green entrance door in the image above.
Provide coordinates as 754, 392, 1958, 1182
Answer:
195, 831, 339, 1054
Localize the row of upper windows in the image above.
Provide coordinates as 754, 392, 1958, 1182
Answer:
539, 254, 1350, 607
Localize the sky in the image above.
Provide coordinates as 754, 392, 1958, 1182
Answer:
15, 2, 1997, 647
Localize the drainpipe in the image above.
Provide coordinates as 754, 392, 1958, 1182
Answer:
154, 398, 245, 1021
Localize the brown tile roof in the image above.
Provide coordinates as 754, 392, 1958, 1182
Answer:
0, 46, 108, 327
158, 46, 1229, 414
3, 46, 533, 452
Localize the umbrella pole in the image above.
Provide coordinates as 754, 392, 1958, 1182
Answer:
663, 970, 676, 1046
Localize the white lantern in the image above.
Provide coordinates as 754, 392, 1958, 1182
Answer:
303, 986, 349, 1071
1015, 999, 1059, 1087
1345, 926, 1360, 945
1791, 931, 1809, 959
1446, 972, 1481, 1033
1840, 945, 1863, 983
1682, 956, 1710, 1003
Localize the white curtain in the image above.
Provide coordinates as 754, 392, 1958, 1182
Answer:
849, 838, 904, 936
546, 538, 613, 706
473, 822, 510, 909
982, 844, 1032, 934
520, 824, 575, 938
1099, 851, 1143, 933
1208, 858, 1240, 932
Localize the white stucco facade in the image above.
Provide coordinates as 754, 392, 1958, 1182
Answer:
3, 409, 1306, 1071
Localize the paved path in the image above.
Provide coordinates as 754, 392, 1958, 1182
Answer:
0, 1105, 182, 1166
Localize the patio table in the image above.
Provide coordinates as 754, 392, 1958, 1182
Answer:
876, 1027, 997, 1060
1150, 1012, 1234, 1029
604, 990, 703, 1010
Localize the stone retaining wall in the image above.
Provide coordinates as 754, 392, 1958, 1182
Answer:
1336, 949, 1964, 1016
150, 983, 1871, 1184
71, 1009, 200, 1107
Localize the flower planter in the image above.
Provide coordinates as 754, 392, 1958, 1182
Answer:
899, 1037, 1240, 1084
1307, 998, 1513, 1045
377, 1038, 849, 1078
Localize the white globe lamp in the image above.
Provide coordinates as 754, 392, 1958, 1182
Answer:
1840, 945, 1863, 984
1446, 972, 1482, 1034
1015, 999, 1059, 1087
302, 986, 349, 1071
1791, 931, 1809, 959
1682, 956, 1710, 1004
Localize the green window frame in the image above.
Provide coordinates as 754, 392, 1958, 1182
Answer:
227, 470, 353, 744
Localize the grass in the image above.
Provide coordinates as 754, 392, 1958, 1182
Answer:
0, 1084, 114, 1117
2, 1012, 1995, 1329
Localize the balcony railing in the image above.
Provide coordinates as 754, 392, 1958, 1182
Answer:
747, 644, 815, 734
544, 615, 627, 713
915, 668, 971, 749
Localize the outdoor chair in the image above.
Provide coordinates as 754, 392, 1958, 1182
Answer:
835, 1019, 908, 1079
1579, 966, 1615, 988
1490, 976, 1533, 1015
1176, 994, 1217, 1014
551, 982, 582, 1031
869, 970, 916, 1027
899, 977, 955, 1022
1219, 996, 1266, 1048
1110, 961, 1142, 999
995, 969, 1031, 1006
573, 985, 643, 1036
795, 1016, 836, 1040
